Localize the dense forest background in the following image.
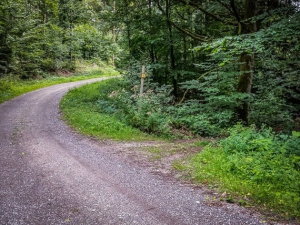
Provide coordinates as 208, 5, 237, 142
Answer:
0, 0, 117, 78
1, 0, 300, 135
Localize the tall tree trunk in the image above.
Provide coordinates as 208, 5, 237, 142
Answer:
166, 0, 178, 98
238, 52, 253, 124
149, 0, 155, 63
237, 0, 257, 124
124, 0, 131, 52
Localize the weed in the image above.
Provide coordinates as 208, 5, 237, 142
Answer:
144, 147, 163, 161
238, 199, 249, 206
193, 140, 211, 147
172, 161, 186, 171
174, 124, 300, 219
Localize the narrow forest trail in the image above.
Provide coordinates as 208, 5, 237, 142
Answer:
0, 77, 277, 225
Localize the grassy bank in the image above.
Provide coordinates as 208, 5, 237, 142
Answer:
176, 125, 300, 220
0, 61, 119, 104
59, 79, 157, 141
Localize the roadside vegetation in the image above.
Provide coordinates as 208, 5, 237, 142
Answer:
60, 76, 300, 221
60, 79, 157, 141
179, 125, 300, 219
0, 60, 118, 104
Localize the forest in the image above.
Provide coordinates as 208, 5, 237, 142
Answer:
1, 0, 300, 220
1, 0, 299, 133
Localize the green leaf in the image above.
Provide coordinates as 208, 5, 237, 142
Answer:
292, 131, 300, 138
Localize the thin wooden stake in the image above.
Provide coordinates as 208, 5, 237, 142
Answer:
140, 65, 146, 96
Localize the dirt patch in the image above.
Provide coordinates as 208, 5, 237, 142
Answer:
117, 138, 213, 181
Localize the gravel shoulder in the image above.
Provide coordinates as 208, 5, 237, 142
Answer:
0, 78, 292, 225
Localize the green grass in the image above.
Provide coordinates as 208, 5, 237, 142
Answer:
0, 62, 119, 104
144, 147, 163, 161
59, 80, 158, 141
193, 140, 211, 147
175, 125, 300, 221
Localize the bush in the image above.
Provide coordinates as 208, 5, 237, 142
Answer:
100, 79, 175, 137
186, 124, 300, 218
95, 73, 233, 137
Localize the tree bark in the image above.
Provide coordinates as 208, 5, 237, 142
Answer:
166, 0, 178, 98
149, 0, 155, 63
237, 0, 257, 125
243, 0, 257, 33
238, 52, 253, 124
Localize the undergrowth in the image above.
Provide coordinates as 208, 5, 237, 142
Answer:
179, 124, 300, 220
59, 79, 156, 141
88, 74, 225, 138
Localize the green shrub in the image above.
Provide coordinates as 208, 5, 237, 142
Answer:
101, 79, 175, 137
185, 124, 300, 218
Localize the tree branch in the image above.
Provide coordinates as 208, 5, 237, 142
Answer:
230, 0, 242, 34
178, 68, 218, 105
176, 0, 237, 26
155, 0, 207, 41
230, 0, 241, 22
216, 0, 233, 15
169, 20, 207, 41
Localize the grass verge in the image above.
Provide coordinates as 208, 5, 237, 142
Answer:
174, 124, 300, 221
0, 62, 119, 104
59, 79, 158, 141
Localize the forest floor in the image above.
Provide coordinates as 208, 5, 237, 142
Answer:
0, 78, 297, 225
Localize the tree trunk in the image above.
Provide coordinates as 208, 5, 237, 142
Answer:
238, 52, 253, 124
149, 0, 155, 63
166, 0, 178, 98
237, 0, 257, 124
243, 0, 257, 33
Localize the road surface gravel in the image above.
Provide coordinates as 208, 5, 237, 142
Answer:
0, 77, 289, 225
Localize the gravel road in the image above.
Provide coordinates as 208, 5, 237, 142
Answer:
0, 77, 287, 225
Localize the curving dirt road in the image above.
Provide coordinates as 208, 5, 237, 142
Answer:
0, 77, 280, 225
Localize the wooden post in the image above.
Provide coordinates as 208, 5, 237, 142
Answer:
140, 65, 146, 96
